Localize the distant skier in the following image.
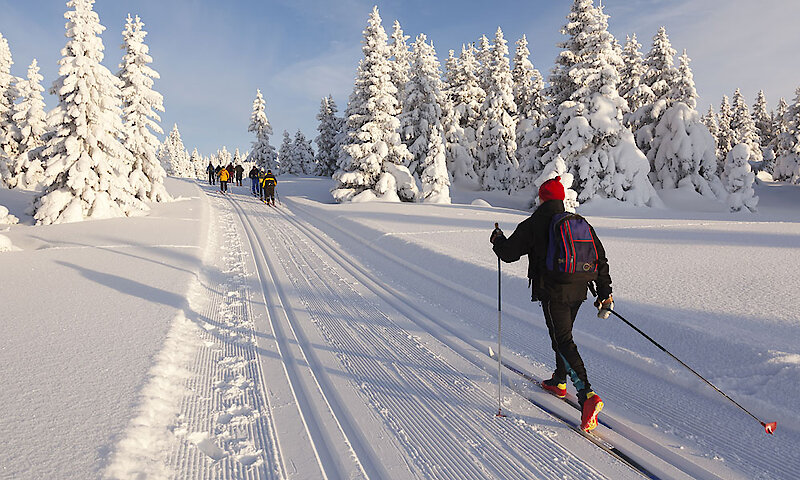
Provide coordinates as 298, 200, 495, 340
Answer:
260, 170, 278, 205
207, 161, 216, 185
256, 168, 267, 197
490, 177, 613, 432
248, 166, 259, 195
218, 165, 230, 193
235, 163, 244, 186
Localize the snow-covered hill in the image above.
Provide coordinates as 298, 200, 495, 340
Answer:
1, 176, 797, 479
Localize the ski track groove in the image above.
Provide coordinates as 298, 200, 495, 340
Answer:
243, 197, 618, 480
288, 198, 797, 480
229, 194, 373, 480
165, 194, 282, 480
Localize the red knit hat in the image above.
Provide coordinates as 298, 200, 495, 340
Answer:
539, 177, 566, 203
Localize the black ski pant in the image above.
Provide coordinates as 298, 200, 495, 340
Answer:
262, 186, 275, 203
220, 180, 228, 193
208, 173, 215, 185
541, 298, 590, 391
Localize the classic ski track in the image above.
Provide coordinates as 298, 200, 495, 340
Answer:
227, 194, 374, 480
280, 199, 748, 480
248, 197, 647, 480
284, 198, 800, 480
165, 193, 282, 479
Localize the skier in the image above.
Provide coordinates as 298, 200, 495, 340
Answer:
218, 165, 230, 193
261, 169, 278, 205
490, 177, 613, 432
257, 168, 267, 198
235, 163, 244, 186
207, 161, 215, 185
248, 165, 259, 195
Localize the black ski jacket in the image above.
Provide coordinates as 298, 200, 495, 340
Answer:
492, 200, 612, 303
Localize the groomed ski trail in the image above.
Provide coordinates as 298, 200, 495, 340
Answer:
281, 195, 795, 480
221, 190, 646, 480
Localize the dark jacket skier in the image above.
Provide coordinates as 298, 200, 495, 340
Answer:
260, 170, 277, 205
207, 162, 215, 185
248, 166, 259, 194
235, 164, 244, 185
490, 177, 613, 432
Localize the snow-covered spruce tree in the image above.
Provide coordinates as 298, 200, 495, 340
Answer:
0, 32, 19, 184
618, 34, 654, 123
233, 148, 242, 166
752, 90, 773, 148
160, 124, 191, 177
9, 59, 47, 189
774, 88, 800, 183
767, 97, 789, 177
189, 148, 203, 178
248, 89, 277, 170
631, 26, 678, 161
293, 130, 316, 175
537, 0, 658, 206
512, 34, 546, 191
420, 124, 450, 203
716, 95, 735, 174
442, 44, 482, 188
118, 14, 170, 202
34, 0, 147, 225
730, 88, 763, 164
648, 49, 723, 197
216, 145, 231, 167
476, 35, 492, 93
723, 143, 758, 212
401, 33, 446, 179
315, 95, 343, 177
389, 20, 411, 113
475, 27, 518, 191
278, 130, 293, 175
332, 7, 418, 203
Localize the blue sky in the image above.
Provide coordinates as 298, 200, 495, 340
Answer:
1, 0, 798, 157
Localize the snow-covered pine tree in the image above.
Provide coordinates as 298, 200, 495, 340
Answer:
34, 0, 146, 225
648, 49, 723, 197
278, 130, 293, 175
752, 90, 772, 148
512, 34, 546, 191
216, 145, 231, 168
332, 6, 418, 203
0, 32, 19, 184
9, 59, 47, 189
716, 95, 735, 174
441, 44, 482, 188
475, 27, 518, 191
774, 87, 800, 183
723, 143, 758, 211
767, 97, 789, 176
730, 88, 763, 164
160, 124, 191, 177
315, 95, 342, 177
118, 14, 170, 202
441, 48, 478, 188
293, 130, 316, 175
420, 124, 450, 203
631, 26, 679, 162
233, 148, 242, 166
401, 33, 446, 179
389, 20, 411, 112
537, 0, 658, 206
248, 89, 277, 170
618, 34, 654, 122
190, 148, 203, 178
476, 35, 492, 94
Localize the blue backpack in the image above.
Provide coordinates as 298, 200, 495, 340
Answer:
545, 212, 599, 283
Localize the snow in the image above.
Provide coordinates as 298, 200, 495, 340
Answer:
1, 174, 799, 479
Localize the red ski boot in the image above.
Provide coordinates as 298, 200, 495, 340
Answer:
579, 390, 603, 432
542, 378, 567, 398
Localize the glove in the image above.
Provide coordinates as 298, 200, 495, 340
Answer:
594, 295, 613, 319
490, 223, 504, 245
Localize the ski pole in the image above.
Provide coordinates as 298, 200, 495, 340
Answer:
603, 306, 777, 435
494, 223, 505, 418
